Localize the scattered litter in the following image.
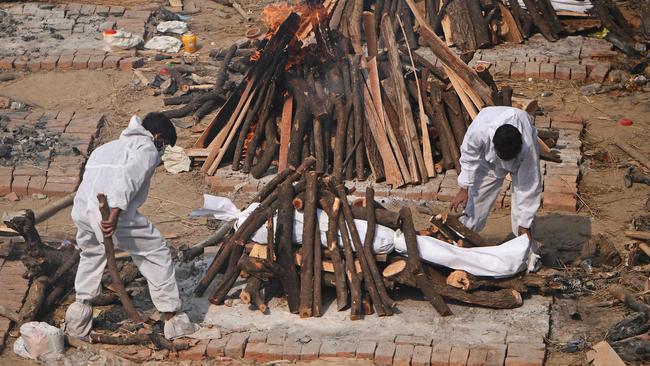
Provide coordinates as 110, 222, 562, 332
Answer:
161, 145, 191, 174
618, 118, 633, 126
145, 36, 183, 53
586, 341, 626, 366
14, 322, 65, 360
157, 21, 188, 35
31, 193, 47, 200
104, 29, 143, 51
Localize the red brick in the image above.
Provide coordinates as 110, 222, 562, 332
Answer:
553, 115, 584, 125
120, 57, 144, 70
43, 182, 77, 196
225, 332, 248, 358
539, 63, 555, 80
334, 342, 356, 358
437, 187, 460, 202
27, 176, 47, 195
510, 62, 526, 79
393, 344, 414, 366
299, 340, 321, 361
178, 341, 207, 361
46, 175, 79, 185
27, 58, 41, 72
103, 56, 122, 69
11, 175, 30, 196
72, 54, 91, 70
206, 335, 229, 358
467, 348, 488, 366
555, 64, 571, 80
395, 336, 432, 346
0, 169, 13, 196
282, 339, 302, 361
265, 330, 287, 345
544, 175, 576, 194
58, 54, 74, 69
505, 342, 545, 366
355, 340, 376, 359
525, 62, 540, 79
374, 342, 396, 366
13, 58, 28, 71
494, 61, 511, 78
486, 345, 507, 366
248, 331, 267, 344
431, 344, 452, 366
569, 65, 586, 81
88, 55, 106, 70
552, 121, 583, 131
108, 6, 125, 16
542, 192, 576, 212
244, 342, 283, 362
412, 345, 433, 366
449, 346, 470, 366
0, 57, 15, 70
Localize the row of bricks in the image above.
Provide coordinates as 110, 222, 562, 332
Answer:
0, 54, 144, 72
487, 61, 609, 83
0, 173, 80, 197
0, 260, 34, 352
7, 3, 140, 19
171, 331, 545, 366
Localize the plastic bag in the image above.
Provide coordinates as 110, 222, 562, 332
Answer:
157, 21, 188, 34
145, 36, 182, 53
16, 322, 65, 360
104, 30, 143, 50
161, 145, 191, 174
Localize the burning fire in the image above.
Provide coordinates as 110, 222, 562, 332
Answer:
260, 2, 330, 41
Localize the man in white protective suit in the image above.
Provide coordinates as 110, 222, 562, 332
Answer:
65, 112, 199, 340
450, 106, 542, 240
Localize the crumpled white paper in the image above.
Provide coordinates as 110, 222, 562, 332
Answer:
104, 30, 143, 50
145, 36, 182, 53
161, 145, 191, 174
157, 21, 188, 34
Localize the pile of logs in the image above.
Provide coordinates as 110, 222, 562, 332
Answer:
178, 0, 508, 187
194, 160, 549, 319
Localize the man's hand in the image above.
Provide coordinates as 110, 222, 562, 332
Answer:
518, 226, 532, 240
101, 208, 121, 238
450, 188, 468, 212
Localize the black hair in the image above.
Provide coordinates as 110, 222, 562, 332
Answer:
142, 112, 177, 147
493, 124, 522, 161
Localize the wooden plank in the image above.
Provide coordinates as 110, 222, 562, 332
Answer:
169, 0, 183, 8
443, 65, 480, 118
498, 2, 524, 43
278, 95, 293, 172
184, 148, 209, 157
405, 0, 494, 106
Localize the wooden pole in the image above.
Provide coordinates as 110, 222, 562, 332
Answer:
299, 172, 318, 317
276, 182, 300, 313
320, 196, 349, 311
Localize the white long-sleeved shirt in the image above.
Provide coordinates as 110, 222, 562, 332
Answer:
71, 116, 160, 240
457, 107, 542, 229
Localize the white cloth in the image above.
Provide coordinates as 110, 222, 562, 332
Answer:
457, 107, 542, 234
161, 145, 191, 174
164, 312, 200, 340
515, 0, 593, 13
71, 116, 181, 313
199, 196, 537, 277
18, 322, 65, 360
64, 301, 93, 338
394, 233, 535, 277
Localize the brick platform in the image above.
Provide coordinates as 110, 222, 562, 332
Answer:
1, 110, 104, 197
0, 249, 30, 352
0, 3, 150, 72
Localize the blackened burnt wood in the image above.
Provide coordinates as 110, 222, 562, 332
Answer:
299, 172, 318, 318
442, 91, 467, 149
286, 76, 312, 168
345, 107, 355, 181
181, 219, 234, 262
332, 96, 347, 180
250, 117, 280, 179
209, 242, 244, 305
348, 55, 366, 181
364, 188, 395, 310
232, 79, 274, 171
429, 83, 460, 170
320, 195, 348, 311
335, 183, 387, 317
243, 115, 267, 174
313, 116, 326, 174
399, 207, 452, 316
592, 0, 635, 44
521, 0, 558, 41
508, 0, 533, 38
381, 14, 426, 184
276, 183, 300, 313
351, 206, 401, 230
466, 0, 491, 48
501, 85, 513, 107
537, 0, 564, 36
338, 214, 363, 319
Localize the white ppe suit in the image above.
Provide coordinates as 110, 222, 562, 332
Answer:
66, 116, 184, 337
457, 107, 542, 235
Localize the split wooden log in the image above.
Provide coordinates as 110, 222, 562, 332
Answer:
429, 82, 461, 169
609, 285, 650, 318
299, 172, 318, 318
320, 195, 348, 311
446, 270, 529, 293
399, 207, 452, 316
313, 215, 323, 317
250, 112, 280, 179
615, 141, 650, 170
33, 192, 75, 223
537, 0, 564, 36
508, 0, 533, 38
383, 259, 524, 308
364, 188, 395, 310
337, 213, 363, 320
442, 91, 468, 149
98, 194, 143, 323
626, 231, 650, 241
276, 183, 300, 313
348, 55, 367, 181
466, 0, 491, 48
180, 220, 235, 262
521, 0, 558, 41
443, 0, 477, 51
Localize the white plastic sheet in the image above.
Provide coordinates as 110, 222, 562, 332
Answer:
145, 36, 182, 53
157, 21, 188, 34
161, 145, 191, 174
515, 0, 593, 13
194, 195, 539, 277
16, 322, 65, 360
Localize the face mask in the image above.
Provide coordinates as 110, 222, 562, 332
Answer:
154, 138, 166, 156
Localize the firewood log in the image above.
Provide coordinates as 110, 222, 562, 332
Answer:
299, 172, 318, 317
320, 195, 348, 311
250, 114, 280, 179
446, 270, 528, 293
521, 0, 558, 41
337, 213, 363, 320
275, 183, 300, 313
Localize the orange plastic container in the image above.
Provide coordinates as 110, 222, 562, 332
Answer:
182, 33, 197, 53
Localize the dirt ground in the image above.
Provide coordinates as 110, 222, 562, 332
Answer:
1, 0, 649, 365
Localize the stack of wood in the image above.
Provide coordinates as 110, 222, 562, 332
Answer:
180, 0, 505, 187
194, 160, 549, 319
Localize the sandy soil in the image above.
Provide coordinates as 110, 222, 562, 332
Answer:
0, 0, 649, 365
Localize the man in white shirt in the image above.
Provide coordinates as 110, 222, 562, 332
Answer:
450, 107, 542, 239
